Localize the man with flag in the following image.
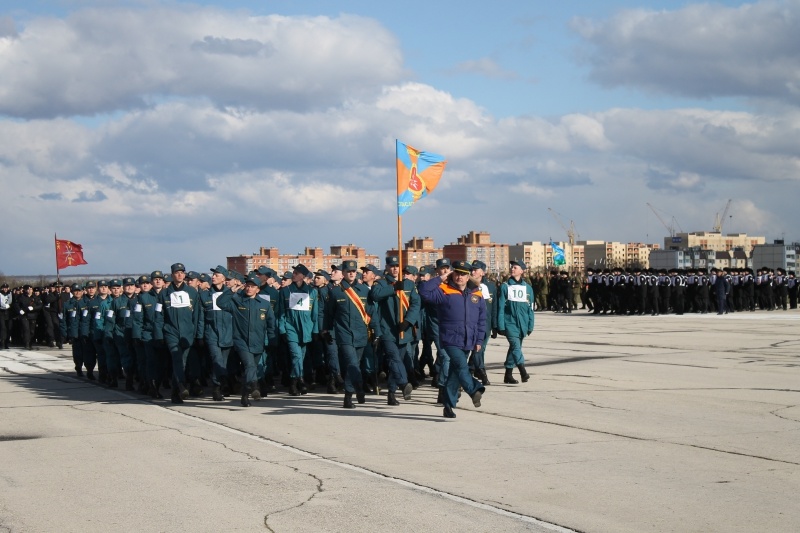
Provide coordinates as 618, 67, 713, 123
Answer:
325, 260, 372, 409
369, 256, 419, 406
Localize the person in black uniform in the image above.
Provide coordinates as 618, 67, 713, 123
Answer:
0, 283, 11, 349
13, 285, 42, 350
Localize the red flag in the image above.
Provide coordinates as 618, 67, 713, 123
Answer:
55, 239, 88, 269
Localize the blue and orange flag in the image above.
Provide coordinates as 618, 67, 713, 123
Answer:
396, 140, 447, 216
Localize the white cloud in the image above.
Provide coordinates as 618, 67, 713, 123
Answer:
0, 7, 404, 118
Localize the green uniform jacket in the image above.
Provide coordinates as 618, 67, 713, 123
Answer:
497, 277, 535, 337
325, 280, 372, 348
89, 295, 112, 340
200, 286, 233, 348
60, 297, 84, 339
132, 290, 158, 342
369, 275, 420, 345
154, 282, 203, 348
277, 282, 319, 343
217, 290, 277, 354
104, 294, 131, 339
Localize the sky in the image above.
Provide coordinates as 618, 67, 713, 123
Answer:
1, 0, 799, 275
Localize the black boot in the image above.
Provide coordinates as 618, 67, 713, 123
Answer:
387, 391, 399, 406
436, 387, 445, 405
504, 368, 518, 384
148, 380, 160, 399
471, 389, 483, 408
258, 378, 268, 398
125, 374, 134, 391
343, 392, 355, 409
327, 374, 337, 394
212, 385, 223, 401
178, 383, 190, 400
475, 368, 491, 386
240, 390, 251, 407
289, 379, 300, 396
297, 379, 308, 395
443, 405, 456, 418
86, 370, 95, 381
517, 364, 530, 383
356, 391, 366, 404
402, 382, 413, 401
75, 368, 84, 378
249, 381, 261, 401
171, 387, 184, 404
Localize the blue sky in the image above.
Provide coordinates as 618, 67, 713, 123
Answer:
0, 0, 798, 274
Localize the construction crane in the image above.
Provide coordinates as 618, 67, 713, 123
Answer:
712, 199, 732, 233
646, 202, 683, 238
548, 208, 577, 246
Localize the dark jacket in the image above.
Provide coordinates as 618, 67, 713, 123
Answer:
419, 276, 486, 351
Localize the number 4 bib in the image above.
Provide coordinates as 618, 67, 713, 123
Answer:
289, 292, 310, 311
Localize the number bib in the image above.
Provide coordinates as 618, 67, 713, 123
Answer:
258, 294, 271, 302
289, 292, 310, 311
508, 285, 528, 303
211, 292, 222, 311
170, 291, 191, 309
480, 283, 491, 300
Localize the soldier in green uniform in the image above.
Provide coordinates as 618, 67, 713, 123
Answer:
154, 263, 203, 403
277, 264, 319, 396
325, 260, 371, 408
216, 275, 277, 407
60, 283, 87, 377
497, 260, 535, 384
369, 256, 419, 406
90, 281, 112, 383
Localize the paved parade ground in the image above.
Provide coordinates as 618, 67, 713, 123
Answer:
1, 311, 799, 532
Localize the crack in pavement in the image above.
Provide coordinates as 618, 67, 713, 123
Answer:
769, 405, 800, 423
553, 397, 628, 411
70, 402, 326, 533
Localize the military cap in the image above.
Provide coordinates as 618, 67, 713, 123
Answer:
385, 256, 400, 267
435, 258, 451, 269
403, 265, 419, 275
137, 275, 151, 284
163, 274, 173, 283
360, 264, 381, 276
330, 263, 340, 271
418, 265, 433, 276
231, 270, 245, 283
22, 284, 32, 290
170, 263, 186, 273
244, 274, 260, 285
108, 279, 122, 288
150, 270, 164, 280
122, 277, 136, 286
70, 283, 83, 291
211, 265, 231, 279
282, 271, 293, 280
84, 281, 97, 289
257, 266, 276, 277
471, 260, 487, 271
0, 283, 8, 289
185, 271, 200, 280
292, 264, 311, 278
198, 273, 211, 284
98, 280, 109, 288
314, 270, 331, 281
341, 260, 358, 272
510, 259, 527, 270
452, 260, 472, 274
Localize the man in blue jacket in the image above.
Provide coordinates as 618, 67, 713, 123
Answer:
419, 260, 486, 418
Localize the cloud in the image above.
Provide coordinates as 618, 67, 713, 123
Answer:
572, 1, 800, 104
0, 7, 405, 118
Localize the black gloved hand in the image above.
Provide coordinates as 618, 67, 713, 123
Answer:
398, 320, 412, 333
490, 329, 498, 339
394, 280, 405, 292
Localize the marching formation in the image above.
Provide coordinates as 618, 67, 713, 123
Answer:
530, 267, 798, 315
0, 258, 536, 418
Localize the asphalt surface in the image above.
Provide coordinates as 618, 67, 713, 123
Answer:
1, 309, 799, 532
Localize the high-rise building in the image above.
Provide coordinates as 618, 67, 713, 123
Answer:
665, 232, 765, 254
385, 236, 443, 269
